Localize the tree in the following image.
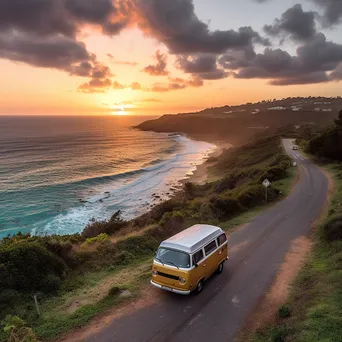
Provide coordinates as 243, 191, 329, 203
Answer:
335, 109, 342, 127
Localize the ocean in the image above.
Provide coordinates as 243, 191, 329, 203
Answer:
0, 115, 215, 238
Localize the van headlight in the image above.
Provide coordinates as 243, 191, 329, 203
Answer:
179, 277, 186, 284
152, 270, 157, 276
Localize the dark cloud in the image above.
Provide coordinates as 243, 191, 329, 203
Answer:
0, 31, 91, 70
232, 34, 342, 85
0, 0, 128, 83
0, 0, 75, 37
135, 0, 268, 54
143, 50, 168, 76
310, 0, 342, 26
330, 63, 342, 81
264, 4, 317, 41
269, 72, 329, 86
176, 54, 229, 80
65, 0, 114, 24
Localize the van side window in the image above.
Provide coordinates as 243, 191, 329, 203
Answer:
217, 233, 227, 246
193, 249, 204, 265
204, 240, 217, 255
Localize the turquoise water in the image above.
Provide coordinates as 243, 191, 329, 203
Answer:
0, 116, 214, 238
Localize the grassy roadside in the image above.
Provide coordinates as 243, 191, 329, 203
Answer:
0, 136, 299, 341
220, 167, 298, 232
250, 163, 342, 342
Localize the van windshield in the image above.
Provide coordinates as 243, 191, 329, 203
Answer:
156, 248, 191, 269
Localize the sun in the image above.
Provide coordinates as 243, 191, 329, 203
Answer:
111, 103, 133, 115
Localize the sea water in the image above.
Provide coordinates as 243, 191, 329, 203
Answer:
0, 115, 215, 238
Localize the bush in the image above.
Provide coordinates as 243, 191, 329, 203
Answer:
259, 167, 287, 182
108, 286, 121, 297
322, 216, 342, 242
0, 242, 67, 294
82, 211, 127, 238
307, 126, 342, 161
210, 196, 242, 220
2, 315, 39, 342
81, 233, 110, 248
40, 274, 62, 294
236, 185, 265, 208
160, 211, 185, 230
278, 305, 291, 318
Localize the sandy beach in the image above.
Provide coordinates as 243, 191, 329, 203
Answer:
186, 141, 233, 185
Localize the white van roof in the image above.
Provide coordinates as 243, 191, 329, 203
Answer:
160, 224, 224, 254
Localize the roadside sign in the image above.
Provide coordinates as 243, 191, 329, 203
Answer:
262, 179, 271, 204
262, 179, 271, 188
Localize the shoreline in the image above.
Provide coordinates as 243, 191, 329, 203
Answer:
0, 134, 227, 239
184, 136, 233, 185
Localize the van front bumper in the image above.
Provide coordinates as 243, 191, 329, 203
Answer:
150, 280, 191, 295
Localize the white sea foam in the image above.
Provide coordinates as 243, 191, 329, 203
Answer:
38, 136, 215, 236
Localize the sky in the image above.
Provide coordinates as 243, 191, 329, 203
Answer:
0, 0, 342, 115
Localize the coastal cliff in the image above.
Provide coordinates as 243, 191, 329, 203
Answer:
137, 97, 341, 145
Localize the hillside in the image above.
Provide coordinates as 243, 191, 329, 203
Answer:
137, 97, 341, 145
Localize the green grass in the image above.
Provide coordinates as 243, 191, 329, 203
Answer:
0, 257, 152, 341
249, 163, 342, 342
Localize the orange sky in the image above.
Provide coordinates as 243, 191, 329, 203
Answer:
1, 1, 342, 116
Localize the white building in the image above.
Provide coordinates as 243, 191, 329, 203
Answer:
267, 106, 287, 111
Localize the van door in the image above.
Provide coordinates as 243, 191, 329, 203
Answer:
204, 240, 219, 276
191, 249, 207, 287
217, 233, 228, 263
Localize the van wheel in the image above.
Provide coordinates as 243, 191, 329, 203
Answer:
196, 279, 204, 294
217, 262, 224, 274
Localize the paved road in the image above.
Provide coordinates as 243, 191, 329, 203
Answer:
85, 139, 328, 342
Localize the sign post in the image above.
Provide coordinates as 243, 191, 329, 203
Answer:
262, 179, 271, 204
33, 295, 40, 316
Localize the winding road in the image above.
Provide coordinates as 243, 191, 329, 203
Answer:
84, 139, 328, 342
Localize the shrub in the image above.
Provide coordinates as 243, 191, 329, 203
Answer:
108, 286, 121, 297
81, 233, 110, 248
278, 305, 291, 318
210, 196, 242, 220
259, 167, 287, 182
40, 274, 62, 294
322, 216, 342, 242
160, 211, 185, 230
307, 126, 342, 161
2, 315, 39, 342
236, 185, 265, 208
82, 211, 127, 238
0, 242, 67, 294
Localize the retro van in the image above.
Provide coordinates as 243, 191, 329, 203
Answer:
150, 224, 228, 294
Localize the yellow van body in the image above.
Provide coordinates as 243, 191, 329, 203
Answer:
151, 224, 228, 295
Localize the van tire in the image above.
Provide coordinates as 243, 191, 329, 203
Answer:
217, 262, 224, 274
196, 279, 204, 294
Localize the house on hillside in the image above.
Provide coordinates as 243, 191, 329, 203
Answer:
267, 106, 287, 111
